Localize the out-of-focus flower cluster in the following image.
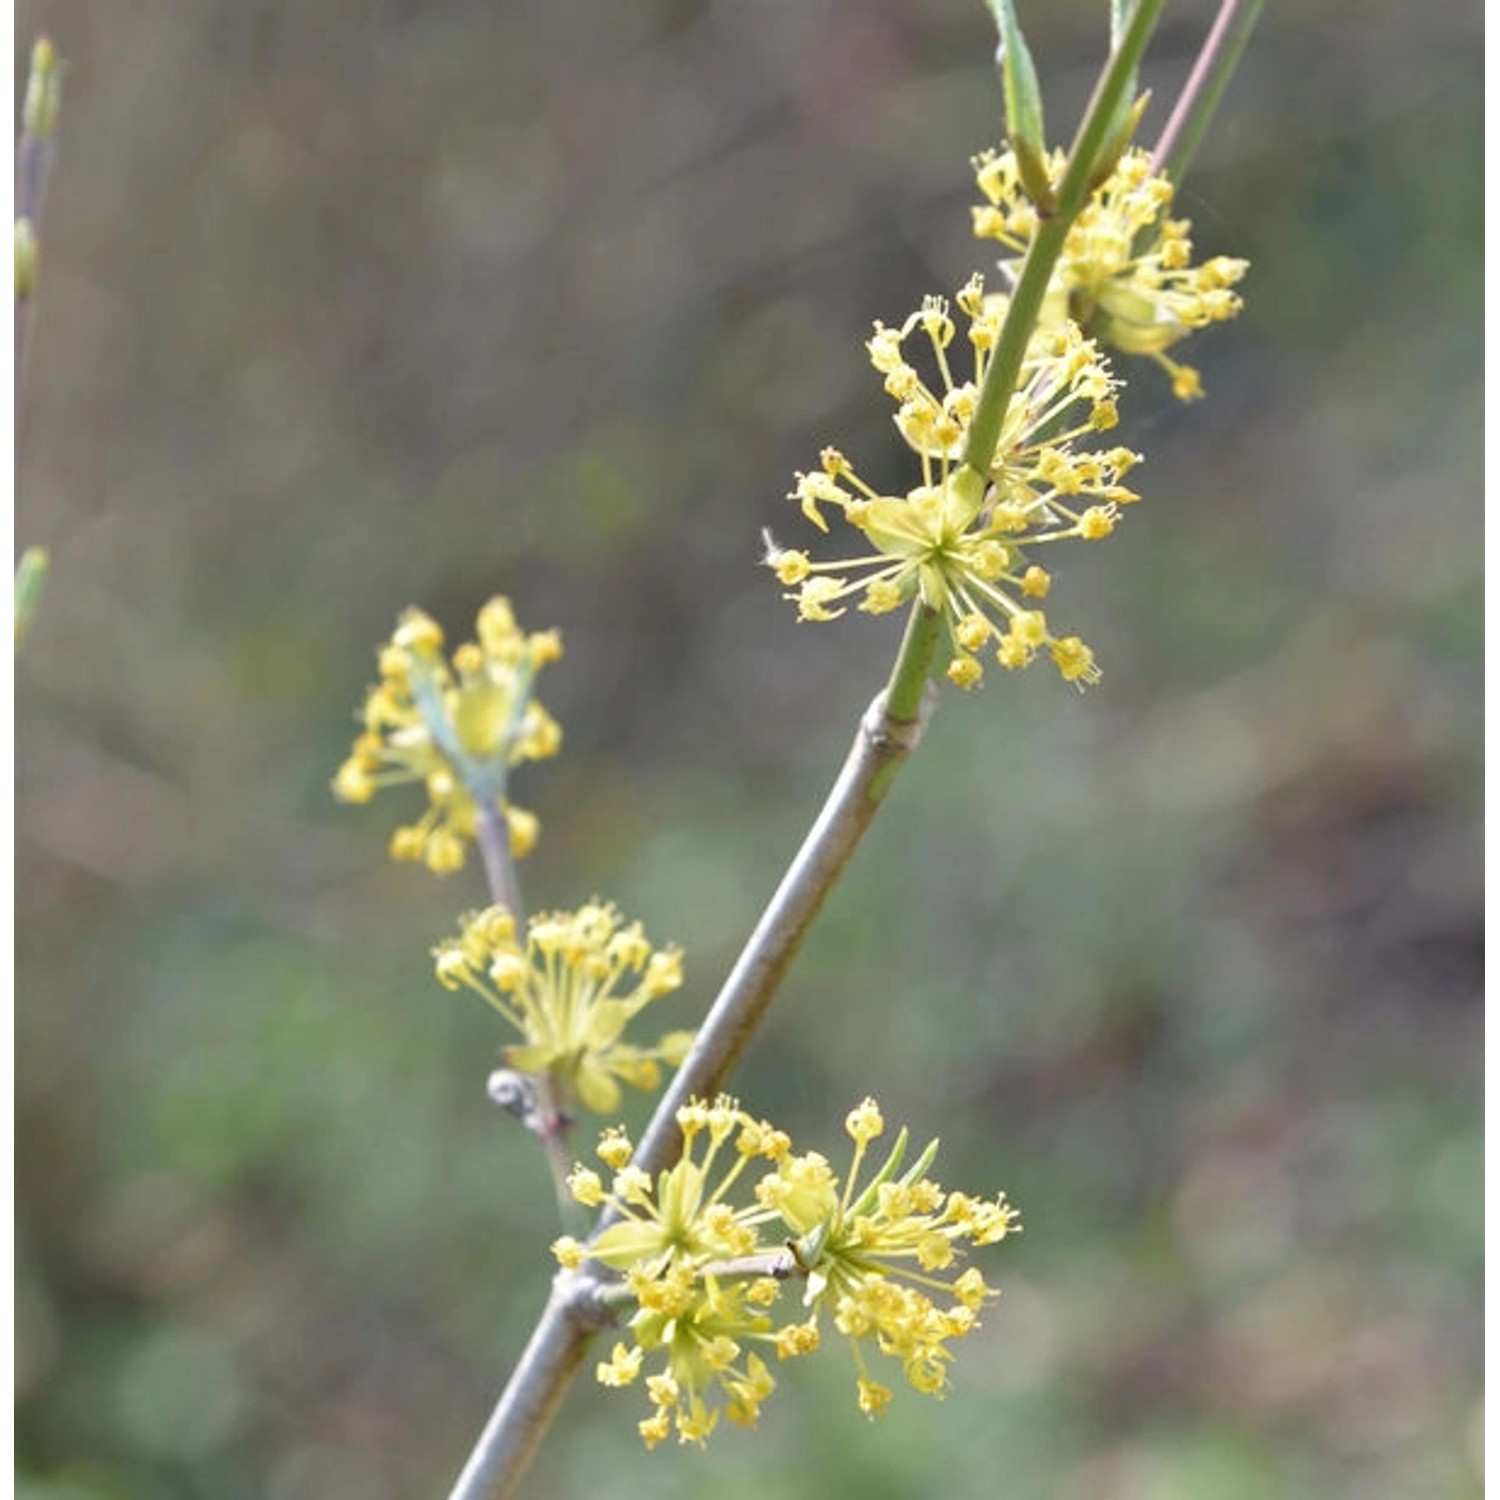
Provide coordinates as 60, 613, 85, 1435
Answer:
434, 902, 693, 1115
552, 1096, 1019, 1448
332, 598, 561, 874
767, 275, 1137, 690
972, 145, 1248, 400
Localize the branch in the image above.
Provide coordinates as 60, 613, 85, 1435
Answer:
620, 684, 933, 1189
445, 682, 935, 1500
443, 7, 1180, 1491
475, 805, 523, 927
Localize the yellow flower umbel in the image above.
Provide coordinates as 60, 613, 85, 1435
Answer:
434, 902, 693, 1115
759, 1098, 1020, 1415
559, 1097, 1019, 1446
972, 145, 1248, 400
332, 598, 562, 874
561, 1100, 795, 1447
767, 275, 1139, 689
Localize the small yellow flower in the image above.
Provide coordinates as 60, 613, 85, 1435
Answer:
761, 1105, 1020, 1418
845, 1097, 885, 1146
551, 1236, 587, 1269
972, 144, 1248, 397
586, 1098, 1018, 1447
332, 598, 563, 875
774, 1321, 821, 1360
597, 1343, 644, 1387
584, 1098, 787, 1272
431, 902, 691, 1115
597, 1126, 635, 1171
768, 275, 1138, 690
576, 1100, 798, 1445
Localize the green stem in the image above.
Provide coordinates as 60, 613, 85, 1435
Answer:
882, 603, 945, 723
959, 208, 1071, 477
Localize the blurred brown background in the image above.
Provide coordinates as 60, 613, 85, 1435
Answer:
14, 2, 1481, 1498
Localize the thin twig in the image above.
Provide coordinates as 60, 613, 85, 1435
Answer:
472, 804, 581, 1227
445, 684, 935, 1500
445, 1279, 601, 1500
1152, 0, 1263, 181
619, 687, 932, 1190
475, 805, 523, 924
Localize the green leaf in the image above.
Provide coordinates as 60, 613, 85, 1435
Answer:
986, 0, 1054, 212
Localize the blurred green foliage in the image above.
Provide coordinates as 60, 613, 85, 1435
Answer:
15, 2, 1480, 1498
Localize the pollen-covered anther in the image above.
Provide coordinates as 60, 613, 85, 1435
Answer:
1020, 565, 1051, 598
1011, 610, 1049, 647
997, 635, 1033, 671
1050, 635, 1101, 685
553, 1236, 588, 1270
795, 576, 848, 622
597, 1343, 644, 1387
767, 547, 812, 586
845, 1097, 885, 1144
955, 614, 991, 653
860, 578, 905, 615
947, 654, 983, 690
967, 539, 1010, 579
597, 1127, 635, 1170
774, 1321, 821, 1360
393, 608, 444, 654
919, 295, 954, 346
867, 322, 906, 373
1077, 504, 1118, 539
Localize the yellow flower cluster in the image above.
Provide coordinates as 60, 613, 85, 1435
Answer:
434, 903, 693, 1115
972, 145, 1248, 399
552, 1096, 1019, 1448
767, 275, 1139, 689
332, 598, 562, 874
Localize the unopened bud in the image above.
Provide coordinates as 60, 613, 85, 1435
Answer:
23, 38, 62, 141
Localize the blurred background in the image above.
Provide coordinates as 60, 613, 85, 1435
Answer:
13, 1, 1482, 1497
